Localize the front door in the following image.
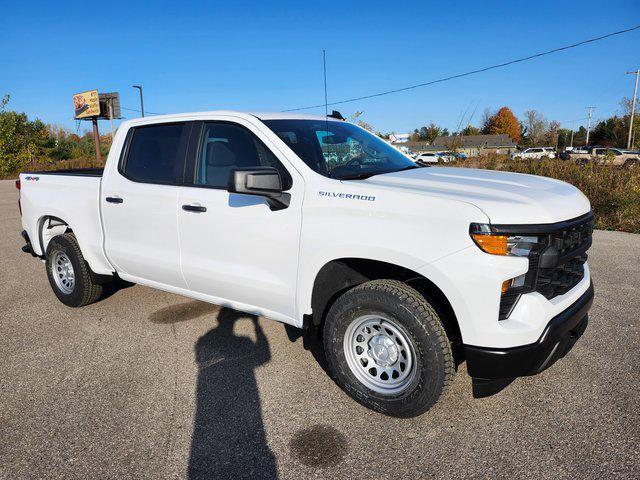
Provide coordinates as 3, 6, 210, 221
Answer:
101, 122, 191, 288
177, 119, 303, 321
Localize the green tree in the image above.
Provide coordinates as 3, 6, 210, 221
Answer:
415, 122, 444, 143
461, 125, 480, 136
0, 95, 50, 175
557, 128, 573, 150
590, 116, 627, 147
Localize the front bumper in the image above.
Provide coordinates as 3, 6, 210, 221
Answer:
464, 281, 593, 383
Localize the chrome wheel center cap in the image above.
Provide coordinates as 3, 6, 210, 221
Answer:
368, 335, 399, 367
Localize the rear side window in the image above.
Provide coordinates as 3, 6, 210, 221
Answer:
123, 123, 187, 184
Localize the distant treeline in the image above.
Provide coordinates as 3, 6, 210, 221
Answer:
0, 95, 111, 177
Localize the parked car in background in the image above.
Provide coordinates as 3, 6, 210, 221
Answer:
511, 147, 556, 160
621, 149, 640, 156
560, 148, 583, 160
566, 147, 638, 166
394, 145, 415, 158
414, 151, 453, 164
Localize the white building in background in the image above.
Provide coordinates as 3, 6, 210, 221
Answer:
388, 133, 411, 144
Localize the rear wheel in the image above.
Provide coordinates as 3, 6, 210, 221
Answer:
323, 280, 454, 417
45, 233, 103, 307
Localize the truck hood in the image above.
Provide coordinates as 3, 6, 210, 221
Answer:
363, 167, 591, 224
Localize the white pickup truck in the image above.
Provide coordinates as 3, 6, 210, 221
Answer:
17, 111, 594, 417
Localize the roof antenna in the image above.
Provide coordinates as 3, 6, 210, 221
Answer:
322, 49, 345, 121
323, 49, 329, 119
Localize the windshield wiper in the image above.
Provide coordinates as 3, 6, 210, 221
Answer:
335, 172, 379, 180
337, 165, 421, 181
394, 165, 422, 172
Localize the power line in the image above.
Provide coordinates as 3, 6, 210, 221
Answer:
121, 106, 165, 116
557, 116, 589, 125
284, 25, 640, 112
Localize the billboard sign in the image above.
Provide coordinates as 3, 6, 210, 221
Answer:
98, 92, 121, 119
73, 89, 100, 119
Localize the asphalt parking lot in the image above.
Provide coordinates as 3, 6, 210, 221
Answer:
1, 179, 639, 479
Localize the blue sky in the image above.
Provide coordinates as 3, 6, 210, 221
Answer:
1, 1, 639, 134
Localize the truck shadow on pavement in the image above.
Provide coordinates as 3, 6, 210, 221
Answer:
187, 307, 278, 480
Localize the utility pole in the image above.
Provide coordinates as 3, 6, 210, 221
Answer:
585, 106, 595, 146
91, 118, 102, 162
570, 129, 574, 148
108, 98, 115, 139
132, 85, 145, 117
626, 68, 639, 149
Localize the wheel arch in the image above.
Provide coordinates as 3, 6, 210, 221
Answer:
310, 258, 463, 358
37, 215, 72, 256
37, 215, 114, 284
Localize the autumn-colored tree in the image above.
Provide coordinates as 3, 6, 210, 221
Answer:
488, 107, 521, 143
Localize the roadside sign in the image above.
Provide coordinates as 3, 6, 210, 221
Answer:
98, 92, 121, 119
73, 90, 100, 119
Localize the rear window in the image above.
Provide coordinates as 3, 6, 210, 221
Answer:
123, 123, 186, 184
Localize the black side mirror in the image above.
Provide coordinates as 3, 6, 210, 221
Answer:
227, 167, 290, 210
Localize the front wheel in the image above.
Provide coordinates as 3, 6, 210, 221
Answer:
323, 280, 454, 417
45, 233, 103, 307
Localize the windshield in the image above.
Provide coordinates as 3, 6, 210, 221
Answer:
263, 119, 417, 179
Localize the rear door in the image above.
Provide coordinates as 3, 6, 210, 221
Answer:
101, 122, 192, 288
177, 118, 303, 321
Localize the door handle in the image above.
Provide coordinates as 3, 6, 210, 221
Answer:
182, 204, 207, 213
105, 196, 124, 204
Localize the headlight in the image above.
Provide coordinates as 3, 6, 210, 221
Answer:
470, 223, 539, 257
470, 223, 542, 304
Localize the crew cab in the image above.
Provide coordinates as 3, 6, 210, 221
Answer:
17, 111, 594, 417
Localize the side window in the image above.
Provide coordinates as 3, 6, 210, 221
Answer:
123, 123, 186, 184
195, 122, 292, 189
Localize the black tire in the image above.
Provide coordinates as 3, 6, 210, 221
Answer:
323, 279, 454, 417
45, 233, 103, 307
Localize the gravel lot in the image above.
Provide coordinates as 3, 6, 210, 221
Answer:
1, 179, 638, 479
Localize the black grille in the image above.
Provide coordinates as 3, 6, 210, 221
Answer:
536, 253, 588, 299
534, 216, 593, 299
496, 212, 593, 320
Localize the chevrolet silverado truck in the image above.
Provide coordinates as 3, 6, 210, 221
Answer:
17, 111, 594, 417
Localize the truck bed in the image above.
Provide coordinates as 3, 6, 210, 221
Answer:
22, 168, 104, 177
18, 170, 113, 275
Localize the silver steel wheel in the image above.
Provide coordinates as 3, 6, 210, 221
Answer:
51, 251, 75, 294
343, 314, 417, 395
